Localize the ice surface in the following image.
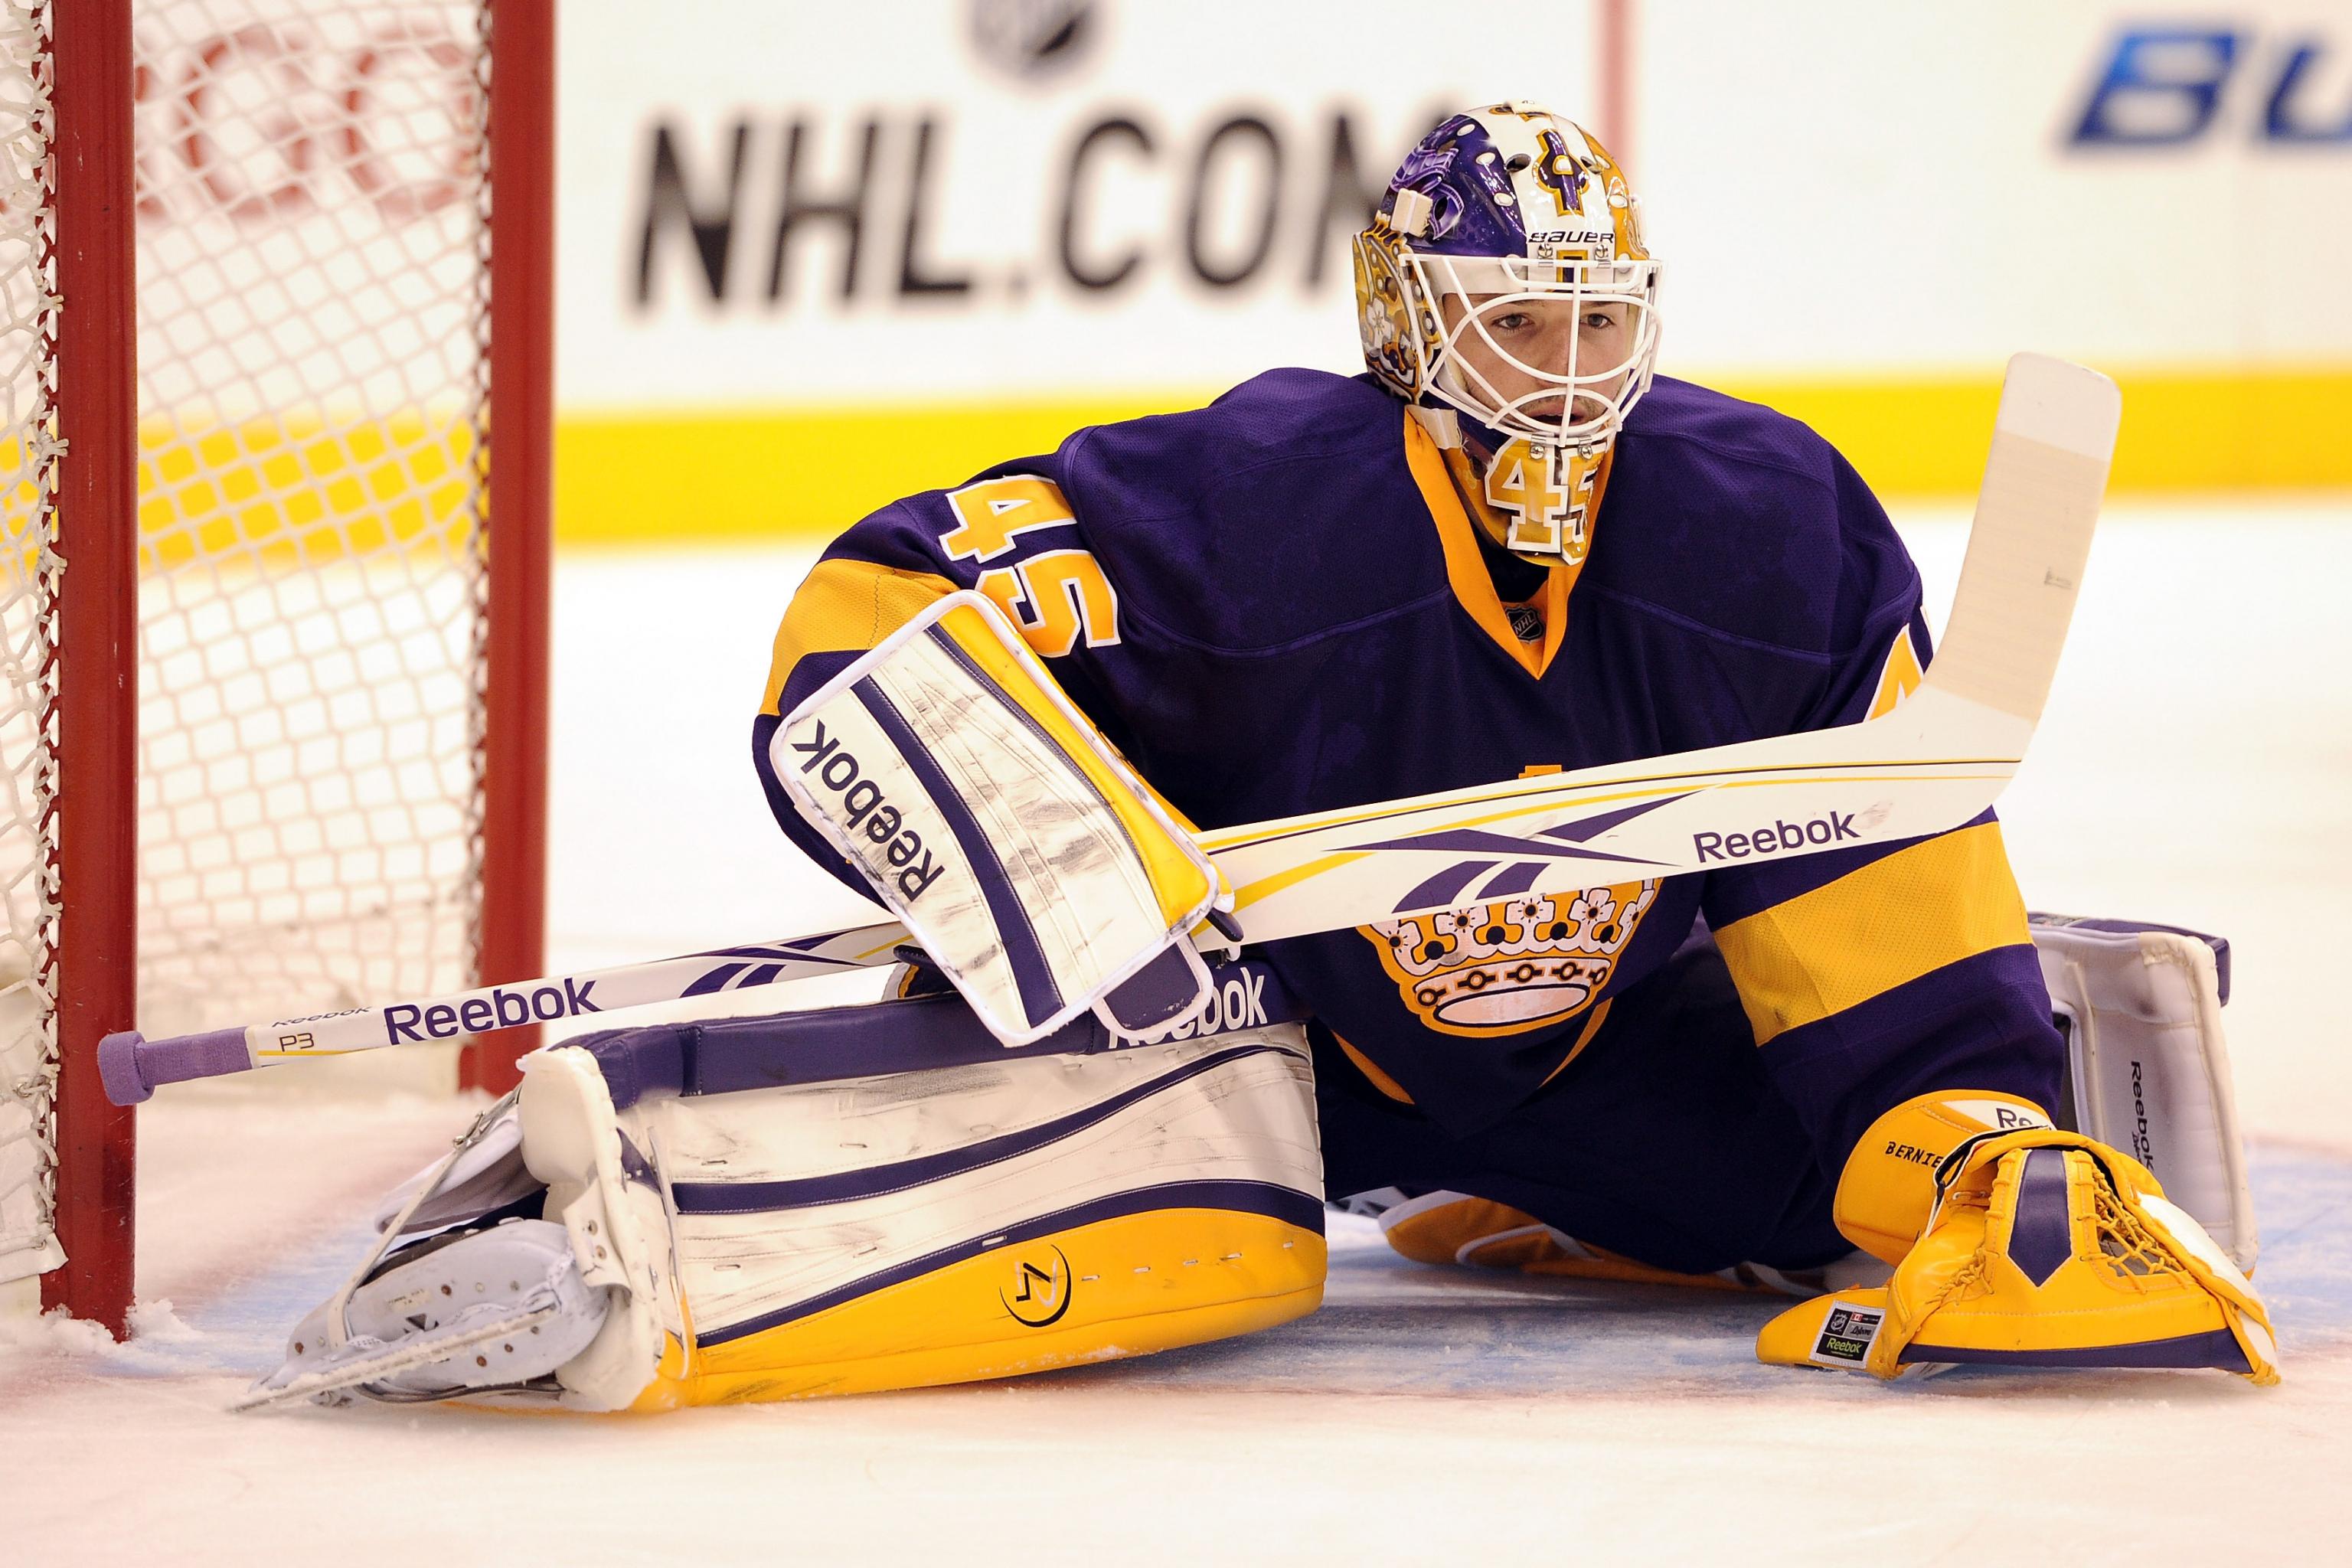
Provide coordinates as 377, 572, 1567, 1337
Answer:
6, 501, 2350, 1563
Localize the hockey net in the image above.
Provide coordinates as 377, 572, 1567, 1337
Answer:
0, 0, 65, 1289
0, 0, 547, 1325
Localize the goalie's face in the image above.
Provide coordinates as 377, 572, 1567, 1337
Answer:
1422, 256, 1659, 446
1440, 292, 1635, 431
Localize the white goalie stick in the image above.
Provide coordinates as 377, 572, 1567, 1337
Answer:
100, 354, 2119, 1104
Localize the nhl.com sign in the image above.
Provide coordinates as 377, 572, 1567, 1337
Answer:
629, 100, 1451, 312
629, 0, 1447, 314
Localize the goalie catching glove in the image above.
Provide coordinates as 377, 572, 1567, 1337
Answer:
1758, 1092, 2278, 1383
769, 591, 1228, 1044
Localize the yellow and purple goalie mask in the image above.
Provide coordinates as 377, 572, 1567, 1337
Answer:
1353, 101, 1662, 554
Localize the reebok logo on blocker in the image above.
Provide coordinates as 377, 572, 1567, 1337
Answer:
790, 719, 946, 903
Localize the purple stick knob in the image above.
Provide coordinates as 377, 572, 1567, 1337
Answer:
100, 1027, 253, 1105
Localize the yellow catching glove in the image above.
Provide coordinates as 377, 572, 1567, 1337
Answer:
1758, 1094, 2278, 1384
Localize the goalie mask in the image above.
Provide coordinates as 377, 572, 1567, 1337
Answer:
1354, 102, 1661, 564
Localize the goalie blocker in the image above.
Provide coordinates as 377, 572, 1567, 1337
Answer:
766, 591, 1229, 1047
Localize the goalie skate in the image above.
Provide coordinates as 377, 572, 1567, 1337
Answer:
241, 1218, 609, 1410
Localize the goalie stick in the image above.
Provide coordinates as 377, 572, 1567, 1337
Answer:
100, 353, 2118, 1105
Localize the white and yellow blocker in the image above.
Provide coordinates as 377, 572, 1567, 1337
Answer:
770, 591, 1227, 1046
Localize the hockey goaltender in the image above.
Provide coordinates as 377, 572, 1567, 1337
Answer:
250, 103, 2275, 1410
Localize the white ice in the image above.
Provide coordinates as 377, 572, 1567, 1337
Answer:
6, 501, 2350, 1564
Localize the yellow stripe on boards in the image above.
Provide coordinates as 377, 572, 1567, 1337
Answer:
560, 394, 1213, 547
552, 367, 2352, 545
1711, 820, 2032, 1046
1710, 365, 2352, 498
103, 367, 2352, 567
124, 411, 479, 573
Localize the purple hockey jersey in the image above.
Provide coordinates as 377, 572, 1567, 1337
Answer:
754, 368, 2063, 1169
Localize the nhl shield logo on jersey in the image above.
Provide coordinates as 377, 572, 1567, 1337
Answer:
1361, 880, 1659, 1037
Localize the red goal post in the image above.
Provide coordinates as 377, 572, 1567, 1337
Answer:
3, 0, 551, 1338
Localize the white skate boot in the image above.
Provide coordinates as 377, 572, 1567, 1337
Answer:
241, 1095, 615, 1410
245, 1217, 609, 1407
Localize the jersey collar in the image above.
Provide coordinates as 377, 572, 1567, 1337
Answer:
1401, 409, 1585, 680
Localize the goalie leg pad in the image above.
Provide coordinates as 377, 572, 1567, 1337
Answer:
275, 989, 1325, 1413
476, 1008, 1325, 1411
619, 1020, 1325, 1407
2031, 912, 2256, 1270
1369, 1190, 1890, 1296
769, 590, 1224, 1045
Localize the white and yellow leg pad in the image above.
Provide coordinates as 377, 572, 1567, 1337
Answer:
516, 1020, 1325, 1411
770, 591, 1226, 1045
2032, 913, 2257, 1271
1759, 1127, 2278, 1384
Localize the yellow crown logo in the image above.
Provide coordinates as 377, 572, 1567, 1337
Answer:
1362, 880, 1659, 1038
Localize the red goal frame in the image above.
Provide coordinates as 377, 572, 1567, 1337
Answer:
40, 0, 553, 1337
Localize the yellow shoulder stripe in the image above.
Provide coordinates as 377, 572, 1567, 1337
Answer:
1712, 821, 2031, 1046
759, 557, 959, 715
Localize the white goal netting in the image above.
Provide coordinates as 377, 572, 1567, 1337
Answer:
0, 0, 67, 1285
2, 0, 497, 1287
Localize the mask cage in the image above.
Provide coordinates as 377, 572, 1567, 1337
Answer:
1413, 252, 1662, 447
